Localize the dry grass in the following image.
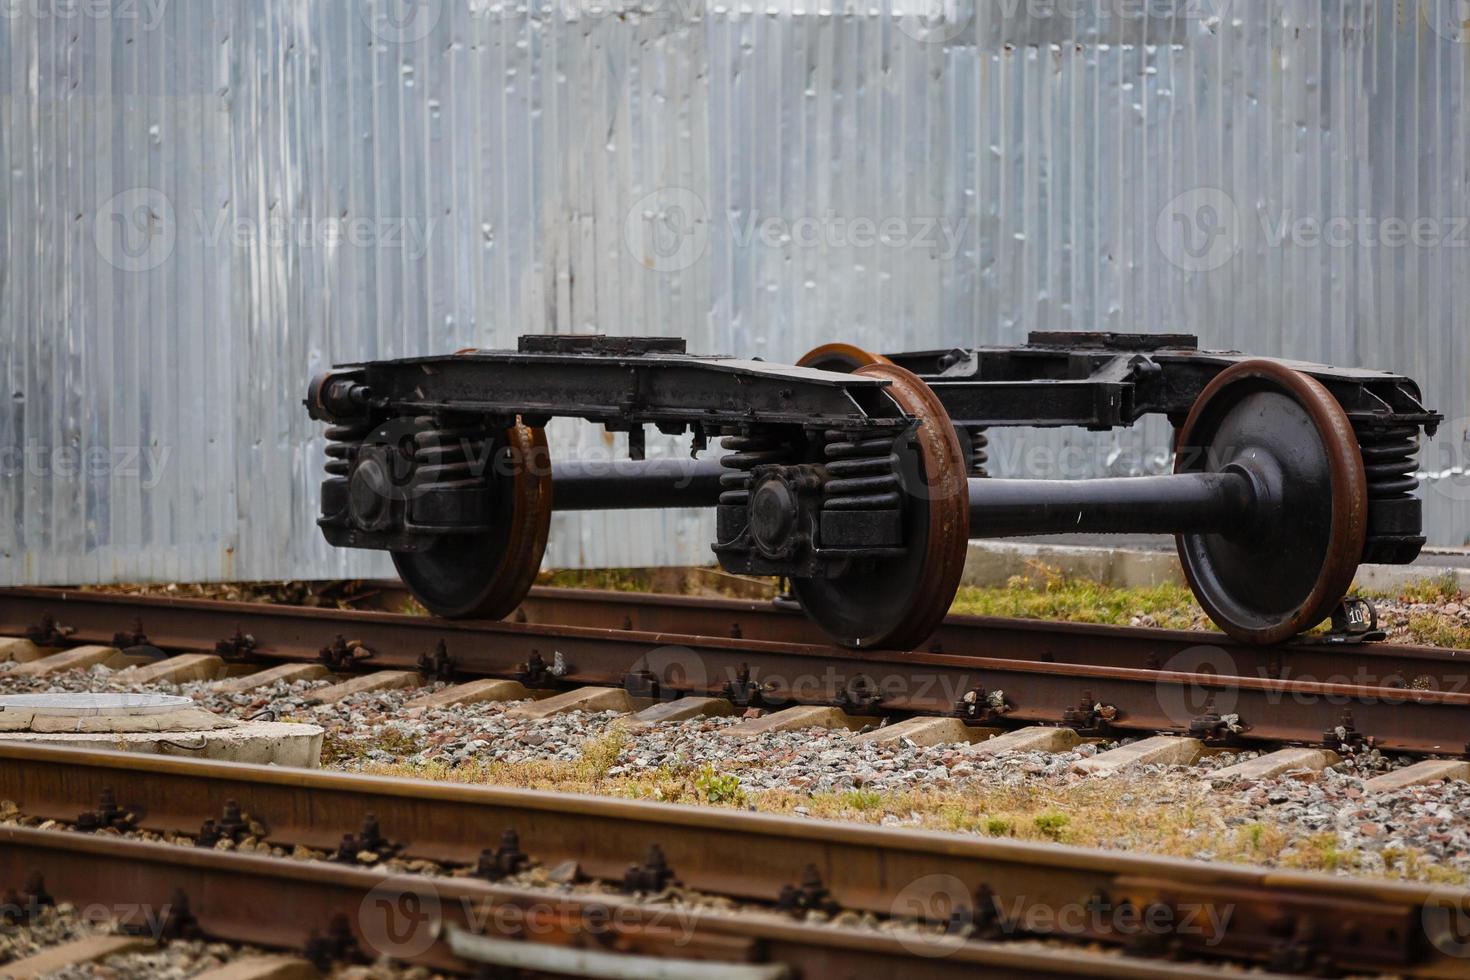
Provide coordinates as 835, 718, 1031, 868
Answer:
1405, 611, 1470, 648
1364, 573, 1462, 605
949, 562, 1208, 630
354, 743, 1464, 886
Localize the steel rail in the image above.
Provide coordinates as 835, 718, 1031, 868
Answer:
0, 744, 1460, 975
0, 826, 1240, 979
513, 587, 1470, 691
1, 587, 1469, 754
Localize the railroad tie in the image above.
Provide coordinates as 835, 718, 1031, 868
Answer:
503, 686, 633, 719
120, 653, 227, 685
213, 663, 330, 694
1072, 735, 1203, 774
2, 935, 153, 978
308, 670, 422, 705
0, 637, 54, 664
723, 705, 876, 737
6, 645, 130, 678
851, 716, 998, 747
1363, 759, 1470, 794
964, 725, 1080, 757
629, 696, 737, 726
1206, 748, 1339, 784
189, 955, 321, 980
405, 678, 535, 710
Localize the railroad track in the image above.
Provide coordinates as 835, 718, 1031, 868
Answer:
2, 743, 1468, 977
3, 585, 1470, 757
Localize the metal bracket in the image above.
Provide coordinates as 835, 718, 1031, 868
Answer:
955, 686, 1010, 726
476, 829, 531, 881
195, 799, 254, 849
305, 914, 365, 971
416, 639, 456, 682
319, 635, 374, 671
622, 844, 678, 894
1061, 691, 1120, 735
1, 873, 54, 925
331, 812, 400, 863
776, 865, 839, 916
76, 788, 140, 833
25, 613, 73, 648
214, 626, 258, 663
721, 663, 767, 709
834, 676, 882, 714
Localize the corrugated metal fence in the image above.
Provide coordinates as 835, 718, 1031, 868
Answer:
2, 0, 1468, 584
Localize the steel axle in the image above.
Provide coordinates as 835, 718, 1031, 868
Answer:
551, 456, 1263, 541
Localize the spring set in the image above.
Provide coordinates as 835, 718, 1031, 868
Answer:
1354, 420, 1424, 564
412, 418, 491, 493
323, 419, 373, 480
822, 428, 901, 513
718, 431, 790, 507
965, 425, 990, 478
1355, 423, 1420, 499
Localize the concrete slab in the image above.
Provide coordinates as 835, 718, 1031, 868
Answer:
191, 956, 321, 980
1073, 735, 1203, 774
1208, 748, 1339, 784
723, 705, 876, 737
962, 540, 1184, 590
0, 720, 324, 768
0, 707, 235, 735
5, 935, 152, 978
965, 726, 1080, 757
630, 696, 738, 725
406, 678, 534, 709
309, 670, 422, 704
121, 653, 226, 685
1364, 759, 1470, 794
7, 645, 129, 677
504, 686, 633, 719
0, 637, 54, 663
214, 663, 330, 694
852, 716, 999, 747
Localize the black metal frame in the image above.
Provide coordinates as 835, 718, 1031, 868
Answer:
884, 332, 1438, 432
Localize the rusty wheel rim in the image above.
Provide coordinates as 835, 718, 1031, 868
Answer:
1174, 360, 1367, 645
790, 363, 970, 649
393, 422, 552, 620
795, 343, 892, 373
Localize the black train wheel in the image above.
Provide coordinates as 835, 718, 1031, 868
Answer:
393, 422, 552, 619
791, 362, 971, 649
1174, 359, 1367, 644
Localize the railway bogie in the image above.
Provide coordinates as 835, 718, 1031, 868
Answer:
308, 332, 1440, 649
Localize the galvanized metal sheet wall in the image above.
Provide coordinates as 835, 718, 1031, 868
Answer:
3, 0, 1468, 585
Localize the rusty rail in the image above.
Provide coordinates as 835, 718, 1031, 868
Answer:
0, 825, 1234, 979
2, 587, 1469, 754
0, 745, 1465, 975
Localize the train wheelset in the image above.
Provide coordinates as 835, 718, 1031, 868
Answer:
308, 332, 1438, 649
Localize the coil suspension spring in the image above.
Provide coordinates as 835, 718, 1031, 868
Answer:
1354, 423, 1420, 500
412, 418, 492, 492
823, 428, 901, 513
718, 431, 790, 507
324, 419, 374, 478
965, 425, 990, 478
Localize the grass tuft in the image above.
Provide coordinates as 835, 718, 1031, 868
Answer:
949, 562, 1206, 630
